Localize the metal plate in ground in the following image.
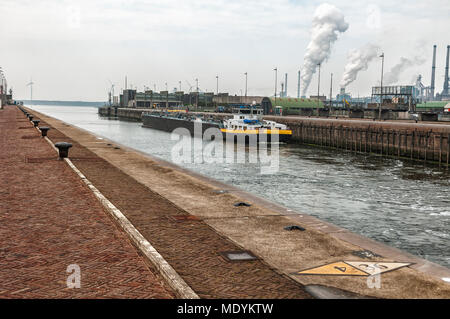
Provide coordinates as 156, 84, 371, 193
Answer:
220, 250, 258, 262
304, 285, 376, 299
212, 190, 229, 194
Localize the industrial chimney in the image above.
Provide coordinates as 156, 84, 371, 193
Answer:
284, 73, 288, 97
297, 70, 301, 98
443, 45, 449, 97
431, 45, 437, 100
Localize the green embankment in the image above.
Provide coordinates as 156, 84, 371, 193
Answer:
269, 97, 324, 110
416, 101, 447, 109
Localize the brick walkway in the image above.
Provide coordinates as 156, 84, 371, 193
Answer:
35, 109, 311, 298
0, 106, 175, 298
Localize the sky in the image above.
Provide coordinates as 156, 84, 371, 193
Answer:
0, 0, 449, 101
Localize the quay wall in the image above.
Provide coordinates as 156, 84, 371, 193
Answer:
266, 116, 450, 166
99, 107, 450, 165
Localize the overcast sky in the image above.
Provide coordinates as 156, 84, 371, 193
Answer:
1, 0, 449, 101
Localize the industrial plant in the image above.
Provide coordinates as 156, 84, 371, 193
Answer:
110, 44, 449, 122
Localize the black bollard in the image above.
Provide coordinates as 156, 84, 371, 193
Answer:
39, 127, 50, 137
54, 142, 73, 159
32, 120, 40, 127
28, 115, 34, 121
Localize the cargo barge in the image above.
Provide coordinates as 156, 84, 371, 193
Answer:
142, 107, 292, 143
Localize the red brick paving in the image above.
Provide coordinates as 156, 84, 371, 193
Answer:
36, 108, 311, 299
0, 106, 175, 298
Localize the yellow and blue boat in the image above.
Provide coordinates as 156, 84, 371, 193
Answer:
220, 107, 292, 143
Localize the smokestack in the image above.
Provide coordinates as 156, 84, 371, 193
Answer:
284, 73, 288, 97
297, 70, 301, 98
431, 45, 436, 100
444, 45, 449, 96
300, 4, 348, 96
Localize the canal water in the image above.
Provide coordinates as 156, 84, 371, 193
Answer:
28, 104, 450, 269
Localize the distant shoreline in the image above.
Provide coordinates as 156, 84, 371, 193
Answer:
21, 100, 106, 107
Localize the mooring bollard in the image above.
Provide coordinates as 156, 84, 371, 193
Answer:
39, 127, 50, 137
32, 120, 40, 127
28, 115, 33, 121
54, 142, 73, 159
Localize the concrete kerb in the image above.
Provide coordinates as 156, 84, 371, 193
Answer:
39, 130, 199, 299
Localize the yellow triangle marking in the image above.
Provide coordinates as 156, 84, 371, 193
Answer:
296, 261, 369, 276
344, 261, 412, 275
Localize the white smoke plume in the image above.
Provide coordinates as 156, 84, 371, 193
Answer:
340, 43, 380, 88
301, 3, 349, 96
384, 56, 426, 85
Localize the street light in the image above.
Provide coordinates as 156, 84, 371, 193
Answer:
244, 72, 248, 99
317, 63, 321, 109
216, 75, 219, 95
195, 78, 199, 110
379, 52, 385, 120
329, 73, 333, 107
274, 67, 278, 107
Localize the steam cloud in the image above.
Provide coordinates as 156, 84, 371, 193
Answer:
340, 44, 380, 88
384, 56, 426, 85
301, 3, 349, 96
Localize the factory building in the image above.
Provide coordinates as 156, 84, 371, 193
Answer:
371, 85, 417, 111
119, 89, 215, 108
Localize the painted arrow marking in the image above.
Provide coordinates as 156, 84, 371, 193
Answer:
345, 261, 412, 275
295, 261, 412, 276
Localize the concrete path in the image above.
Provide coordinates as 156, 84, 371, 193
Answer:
0, 106, 175, 298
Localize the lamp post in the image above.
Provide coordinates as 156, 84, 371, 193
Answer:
144, 86, 147, 108
150, 87, 153, 109
216, 75, 219, 95
195, 78, 199, 110
317, 63, 321, 109
329, 73, 333, 108
274, 67, 278, 107
244, 72, 248, 100
379, 52, 384, 120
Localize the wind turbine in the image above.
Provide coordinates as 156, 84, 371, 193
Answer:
27, 78, 34, 101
